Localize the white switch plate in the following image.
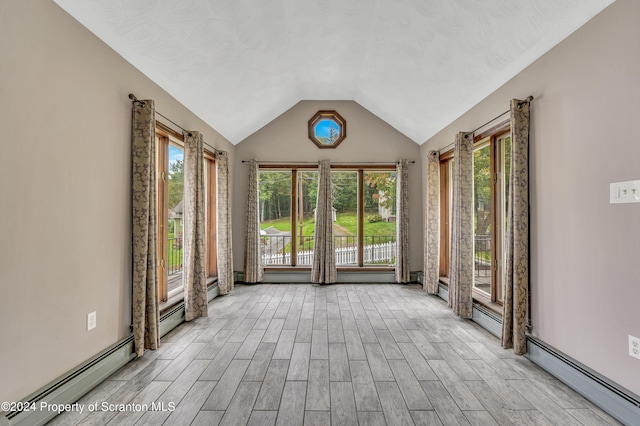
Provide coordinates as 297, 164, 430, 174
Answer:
87, 311, 96, 331
629, 335, 640, 360
610, 180, 640, 204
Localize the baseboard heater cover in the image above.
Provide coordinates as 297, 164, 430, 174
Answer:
526, 336, 640, 425
436, 281, 639, 424
4, 282, 220, 426
236, 270, 420, 284
471, 303, 502, 338
4, 336, 135, 426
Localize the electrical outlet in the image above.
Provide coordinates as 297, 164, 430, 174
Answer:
629, 335, 640, 360
87, 311, 96, 331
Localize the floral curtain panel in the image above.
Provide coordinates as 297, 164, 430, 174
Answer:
216, 151, 234, 294
424, 151, 440, 294
311, 160, 337, 283
395, 159, 410, 283
502, 98, 531, 355
183, 131, 208, 321
131, 99, 159, 357
244, 159, 264, 283
448, 132, 474, 318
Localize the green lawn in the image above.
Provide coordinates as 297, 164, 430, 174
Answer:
261, 211, 396, 239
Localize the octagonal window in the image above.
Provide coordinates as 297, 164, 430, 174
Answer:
308, 110, 346, 148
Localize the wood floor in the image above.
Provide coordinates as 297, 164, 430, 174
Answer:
49, 284, 620, 426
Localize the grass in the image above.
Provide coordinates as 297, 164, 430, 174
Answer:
260, 217, 294, 232
261, 211, 396, 243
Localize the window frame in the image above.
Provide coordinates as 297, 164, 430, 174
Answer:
439, 120, 511, 308
259, 163, 396, 271
204, 151, 217, 278
156, 122, 217, 312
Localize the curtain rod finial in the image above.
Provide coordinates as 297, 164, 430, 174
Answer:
128, 93, 146, 107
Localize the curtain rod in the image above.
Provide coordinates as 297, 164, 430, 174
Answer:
438, 95, 534, 153
241, 160, 415, 165
128, 93, 225, 156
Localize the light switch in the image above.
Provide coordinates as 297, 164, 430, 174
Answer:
610, 180, 640, 204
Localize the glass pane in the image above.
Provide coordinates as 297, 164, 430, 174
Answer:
296, 171, 317, 266
167, 144, 184, 296
332, 171, 358, 265
363, 171, 397, 265
204, 157, 217, 277
259, 171, 292, 265
473, 143, 492, 295
498, 134, 511, 303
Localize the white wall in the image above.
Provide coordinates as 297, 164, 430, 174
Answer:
233, 100, 423, 273
422, 0, 640, 396
0, 0, 233, 403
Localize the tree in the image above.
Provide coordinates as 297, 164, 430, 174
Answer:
168, 159, 184, 211
473, 148, 491, 236
365, 172, 396, 214
259, 171, 291, 221
329, 126, 338, 143
331, 172, 357, 212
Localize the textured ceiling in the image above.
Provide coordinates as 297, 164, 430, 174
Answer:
54, 0, 614, 144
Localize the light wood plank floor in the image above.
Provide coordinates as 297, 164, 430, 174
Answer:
49, 284, 621, 426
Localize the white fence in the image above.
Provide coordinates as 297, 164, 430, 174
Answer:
262, 241, 396, 266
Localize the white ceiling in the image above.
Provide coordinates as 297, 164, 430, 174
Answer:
54, 0, 614, 144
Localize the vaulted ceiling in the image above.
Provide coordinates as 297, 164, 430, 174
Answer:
53, 0, 614, 144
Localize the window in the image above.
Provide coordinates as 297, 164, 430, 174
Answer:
307, 110, 347, 148
204, 152, 217, 278
440, 123, 510, 305
156, 124, 217, 310
363, 171, 397, 265
156, 130, 184, 305
259, 165, 396, 268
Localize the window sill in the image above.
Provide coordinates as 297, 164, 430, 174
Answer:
472, 290, 503, 317
438, 276, 502, 317
159, 276, 218, 315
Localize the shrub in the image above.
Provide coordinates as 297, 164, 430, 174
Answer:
367, 214, 382, 223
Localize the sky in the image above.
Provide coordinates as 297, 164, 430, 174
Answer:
169, 145, 184, 170
314, 118, 341, 142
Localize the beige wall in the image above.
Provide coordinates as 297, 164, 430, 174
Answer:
422, 0, 640, 396
0, 0, 233, 403
233, 100, 422, 272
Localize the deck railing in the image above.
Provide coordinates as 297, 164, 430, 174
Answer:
261, 235, 396, 266
167, 237, 183, 276
474, 234, 491, 277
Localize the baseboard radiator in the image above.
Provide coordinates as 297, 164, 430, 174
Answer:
3, 337, 136, 426
434, 282, 640, 425
527, 337, 640, 425
235, 270, 421, 284
2, 283, 219, 426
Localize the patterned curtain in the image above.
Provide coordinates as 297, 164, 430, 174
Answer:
502, 98, 531, 355
395, 159, 410, 283
216, 151, 234, 294
131, 99, 159, 357
311, 160, 337, 283
183, 131, 208, 321
244, 159, 264, 283
424, 151, 440, 294
448, 132, 474, 318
